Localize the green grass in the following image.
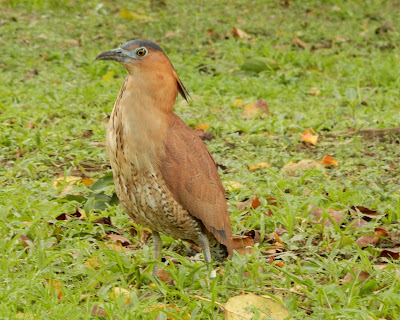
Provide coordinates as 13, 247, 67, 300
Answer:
1, 0, 400, 318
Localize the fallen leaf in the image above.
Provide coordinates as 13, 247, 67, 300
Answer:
81, 177, 95, 186
356, 227, 388, 247
242, 229, 261, 243
321, 155, 339, 167
232, 235, 254, 255
310, 86, 321, 96
105, 243, 131, 253
350, 206, 383, 219
242, 99, 269, 119
45, 279, 62, 300
375, 19, 395, 34
194, 123, 210, 131
349, 217, 369, 229
232, 27, 251, 40
250, 197, 261, 209
58, 184, 77, 196
310, 208, 345, 226
241, 102, 257, 119
81, 129, 93, 139
225, 180, 244, 191
255, 99, 269, 114
26, 123, 36, 129
380, 249, 400, 260
85, 258, 100, 269
157, 269, 171, 282
356, 235, 380, 247
20, 235, 33, 247
301, 128, 318, 145
193, 129, 214, 141
91, 305, 107, 316
53, 176, 81, 187
233, 98, 244, 107
225, 293, 290, 320
341, 267, 370, 284
110, 287, 131, 304
106, 234, 131, 246
291, 37, 309, 48
15, 149, 23, 159
92, 216, 112, 226
164, 31, 176, 38
248, 162, 269, 171
282, 159, 324, 174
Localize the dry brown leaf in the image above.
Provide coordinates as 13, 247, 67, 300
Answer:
232, 235, 254, 255
255, 99, 269, 114
350, 206, 383, 219
282, 159, 324, 175
20, 235, 33, 247
321, 155, 339, 167
45, 279, 63, 300
91, 306, 107, 316
356, 235, 380, 247
356, 227, 388, 247
157, 269, 172, 282
301, 128, 318, 145
225, 293, 290, 320
248, 162, 269, 171
291, 37, 309, 48
26, 123, 36, 129
106, 234, 131, 246
341, 268, 370, 284
380, 249, 400, 260
310, 208, 345, 226
310, 86, 321, 96
81, 129, 93, 139
250, 197, 261, 209
193, 128, 214, 141
92, 216, 112, 225
15, 148, 23, 159
232, 27, 251, 40
242, 229, 261, 243
350, 217, 369, 229
105, 243, 131, 253
242, 99, 269, 119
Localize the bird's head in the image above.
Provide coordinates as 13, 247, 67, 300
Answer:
96, 39, 188, 101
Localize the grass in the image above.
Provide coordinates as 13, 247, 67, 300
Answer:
1, 0, 400, 318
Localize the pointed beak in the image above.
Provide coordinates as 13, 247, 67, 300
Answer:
96, 48, 132, 62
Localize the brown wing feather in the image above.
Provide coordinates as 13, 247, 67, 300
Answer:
160, 113, 233, 256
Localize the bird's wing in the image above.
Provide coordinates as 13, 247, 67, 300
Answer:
160, 113, 233, 256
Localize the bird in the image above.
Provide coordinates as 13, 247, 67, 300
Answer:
96, 40, 233, 278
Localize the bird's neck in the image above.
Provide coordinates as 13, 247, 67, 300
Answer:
107, 75, 177, 171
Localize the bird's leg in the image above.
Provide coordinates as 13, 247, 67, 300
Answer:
198, 233, 216, 279
152, 231, 162, 278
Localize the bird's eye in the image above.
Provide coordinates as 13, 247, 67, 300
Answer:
136, 47, 147, 57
